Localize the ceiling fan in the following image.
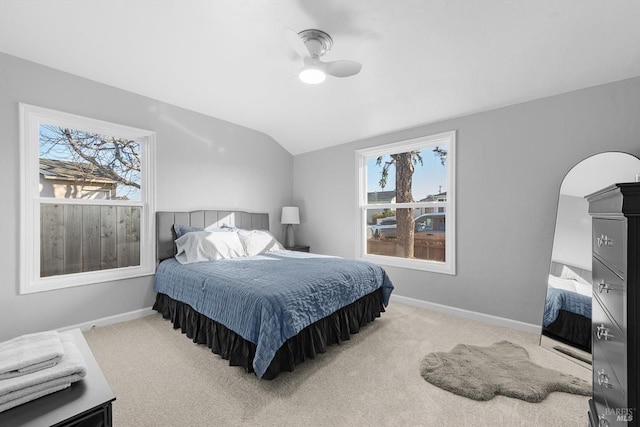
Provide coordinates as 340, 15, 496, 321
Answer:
286, 28, 362, 84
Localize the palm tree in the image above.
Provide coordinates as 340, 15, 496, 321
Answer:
376, 147, 446, 258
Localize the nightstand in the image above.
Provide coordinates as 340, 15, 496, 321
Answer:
285, 245, 310, 252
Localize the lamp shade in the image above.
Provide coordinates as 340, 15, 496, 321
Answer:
281, 206, 300, 224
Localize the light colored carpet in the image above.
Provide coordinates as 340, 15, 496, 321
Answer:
420, 341, 591, 402
82, 302, 591, 427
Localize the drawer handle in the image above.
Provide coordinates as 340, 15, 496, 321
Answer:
596, 324, 614, 341
597, 234, 614, 248
598, 414, 610, 427
597, 369, 613, 389
598, 280, 611, 293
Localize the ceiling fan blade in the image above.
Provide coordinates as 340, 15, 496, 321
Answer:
323, 60, 362, 78
285, 28, 310, 58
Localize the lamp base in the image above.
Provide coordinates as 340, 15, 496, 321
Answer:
284, 224, 295, 248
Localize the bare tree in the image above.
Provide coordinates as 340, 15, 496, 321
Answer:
40, 125, 141, 198
376, 147, 447, 258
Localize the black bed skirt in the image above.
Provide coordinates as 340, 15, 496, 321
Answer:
152, 288, 385, 379
542, 309, 592, 353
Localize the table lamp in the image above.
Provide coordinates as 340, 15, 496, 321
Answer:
281, 206, 300, 248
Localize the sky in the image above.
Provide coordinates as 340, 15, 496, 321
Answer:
366, 145, 448, 200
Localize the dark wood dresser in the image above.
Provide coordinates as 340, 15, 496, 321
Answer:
587, 183, 640, 426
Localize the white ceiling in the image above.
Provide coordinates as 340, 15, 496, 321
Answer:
1, 1, 639, 155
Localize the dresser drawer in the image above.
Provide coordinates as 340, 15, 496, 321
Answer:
592, 218, 626, 277
592, 256, 627, 331
592, 299, 627, 391
591, 397, 634, 427
592, 357, 627, 418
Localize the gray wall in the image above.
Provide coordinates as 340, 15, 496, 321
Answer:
2, 49, 638, 339
0, 53, 293, 341
293, 76, 640, 326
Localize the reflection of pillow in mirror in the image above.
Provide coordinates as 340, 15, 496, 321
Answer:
238, 230, 284, 256
559, 265, 591, 286
547, 274, 578, 293
574, 282, 592, 297
175, 231, 246, 264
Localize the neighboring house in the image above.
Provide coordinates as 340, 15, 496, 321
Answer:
367, 190, 447, 223
366, 190, 396, 224
39, 158, 118, 200
417, 191, 447, 215
367, 190, 396, 204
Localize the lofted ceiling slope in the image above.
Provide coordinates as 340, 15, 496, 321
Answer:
1, 0, 639, 155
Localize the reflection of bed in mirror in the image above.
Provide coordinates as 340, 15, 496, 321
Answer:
542, 262, 592, 353
541, 151, 640, 368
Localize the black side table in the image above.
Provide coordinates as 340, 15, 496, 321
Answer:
0, 328, 116, 427
285, 245, 310, 252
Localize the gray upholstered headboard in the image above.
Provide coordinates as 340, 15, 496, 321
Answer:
156, 210, 270, 262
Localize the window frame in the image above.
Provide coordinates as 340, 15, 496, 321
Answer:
19, 103, 156, 294
355, 130, 456, 274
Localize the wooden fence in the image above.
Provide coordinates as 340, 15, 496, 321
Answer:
367, 234, 445, 262
40, 204, 141, 277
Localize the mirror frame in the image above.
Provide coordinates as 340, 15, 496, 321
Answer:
540, 151, 640, 369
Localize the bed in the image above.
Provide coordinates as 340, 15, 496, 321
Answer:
152, 210, 394, 379
542, 272, 592, 353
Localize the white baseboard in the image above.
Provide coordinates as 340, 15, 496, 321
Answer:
58, 307, 156, 333
58, 297, 541, 336
390, 294, 541, 334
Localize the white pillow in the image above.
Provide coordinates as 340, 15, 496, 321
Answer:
573, 281, 593, 298
548, 274, 578, 293
238, 230, 284, 256
559, 265, 591, 286
175, 231, 246, 264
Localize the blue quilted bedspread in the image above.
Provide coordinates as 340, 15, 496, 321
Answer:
543, 287, 592, 327
154, 251, 394, 378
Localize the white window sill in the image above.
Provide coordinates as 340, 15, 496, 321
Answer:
360, 253, 456, 275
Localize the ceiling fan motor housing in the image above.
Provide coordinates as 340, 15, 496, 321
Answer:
298, 29, 333, 57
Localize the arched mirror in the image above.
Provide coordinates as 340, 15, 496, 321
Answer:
540, 152, 640, 369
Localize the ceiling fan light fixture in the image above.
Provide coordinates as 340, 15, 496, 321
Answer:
299, 66, 326, 84
287, 28, 361, 83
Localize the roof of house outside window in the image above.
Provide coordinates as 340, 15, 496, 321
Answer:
419, 191, 447, 202
39, 158, 116, 184
367, 190, 396, 203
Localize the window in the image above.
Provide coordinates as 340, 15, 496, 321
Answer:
19, 104, 156, 293
356, 131, 456, 274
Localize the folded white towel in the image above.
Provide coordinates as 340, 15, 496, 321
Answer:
0, 383, 71, 413
0, 332, 87, 411
0, 331, 64, 380
0, 372, 80, 405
